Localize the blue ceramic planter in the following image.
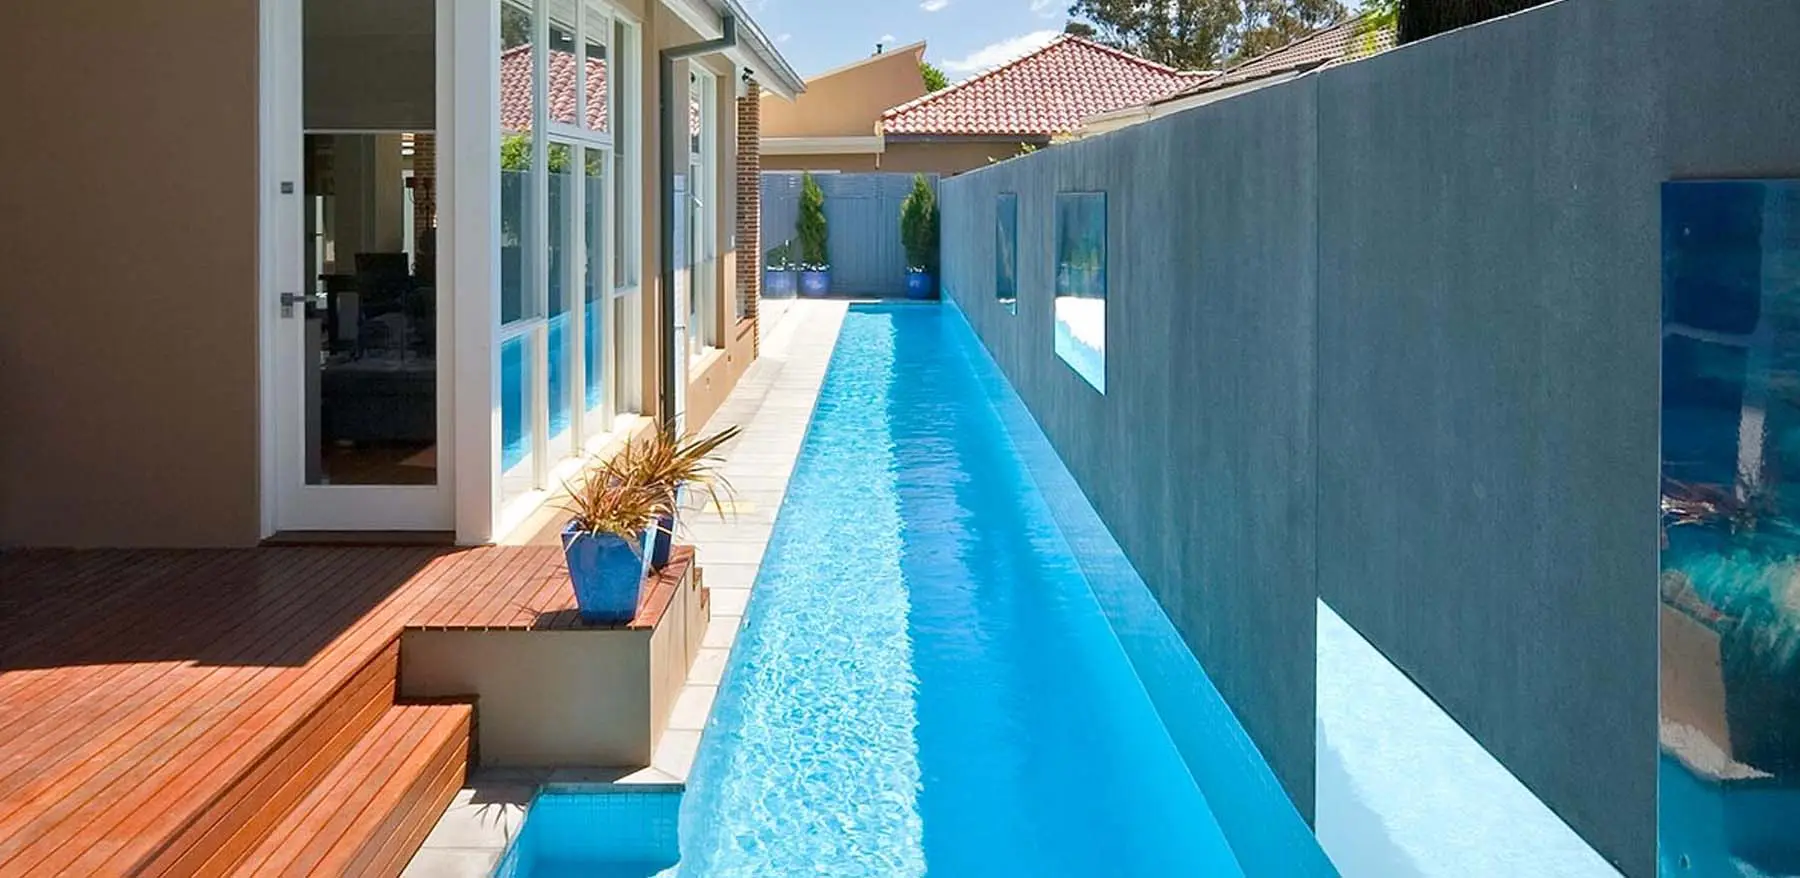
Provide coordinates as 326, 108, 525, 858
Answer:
560, 523, 648, 624
764, 268, 797, 298
905, 270, 936, 300
799, 269, 830, 298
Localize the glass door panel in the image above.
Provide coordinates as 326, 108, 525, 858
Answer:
302, 132, 439, 486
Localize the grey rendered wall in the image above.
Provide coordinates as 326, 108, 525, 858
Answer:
940, 1, 1800, 875
941, 80, 1321, 816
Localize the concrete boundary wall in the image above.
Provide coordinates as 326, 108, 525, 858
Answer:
938, 1, 1800, 874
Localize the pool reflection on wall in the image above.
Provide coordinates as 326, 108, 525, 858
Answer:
1660, 179, 1800, 878
1054, 192, 1106, 392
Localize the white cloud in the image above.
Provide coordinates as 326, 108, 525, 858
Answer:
777, 32, 791, 43
1029, 0, 1058, 16
941, 29, 1060, 73
921, 0, 949, 11
880, 33, 897, 44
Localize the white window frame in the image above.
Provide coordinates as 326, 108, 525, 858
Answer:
498, 0, 625, 531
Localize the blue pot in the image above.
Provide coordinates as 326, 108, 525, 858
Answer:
560, 523, 648, 624
905, 270, 936, 300
764, 268, 797, 298
799, 269, 831, 298
648, 513, 675, 570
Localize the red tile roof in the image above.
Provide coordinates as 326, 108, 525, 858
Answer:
1163, 14, 1395, 101
501, 44, 704, 140
880, 35, 1207, 137
501, 44, 609, 133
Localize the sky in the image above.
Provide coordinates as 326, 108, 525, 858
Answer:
742, 0, 1072, 81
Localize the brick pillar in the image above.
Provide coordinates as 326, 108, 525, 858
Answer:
735, 78, 762, 355
412, 133, 437, 280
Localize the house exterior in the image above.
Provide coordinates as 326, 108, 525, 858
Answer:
760, 41, 931, 173
0, 0, 802, 548
877, 36, 1209, 175
1080, 13, 1397, 137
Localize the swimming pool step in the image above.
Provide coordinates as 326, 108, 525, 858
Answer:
224, 700, 473, 878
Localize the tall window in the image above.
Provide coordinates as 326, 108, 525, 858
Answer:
687, 67, 719, 354
997, 193, 1018, 313
1053, 192, 1106, 393
497, 0, 620, 509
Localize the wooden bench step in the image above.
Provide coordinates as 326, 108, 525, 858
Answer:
225, 701, 473, 878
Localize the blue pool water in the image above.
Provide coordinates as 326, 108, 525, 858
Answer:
675, 303, 1245, 876
496, 787, 682, 877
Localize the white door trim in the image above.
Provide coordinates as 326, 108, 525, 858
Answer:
258, 0, 462, 536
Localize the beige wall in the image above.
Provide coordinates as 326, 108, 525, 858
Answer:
0, 0, 262, 547
764, 139, 1040, 177
880, 139, 1043, 176
762, 44, 926, 139
762, 152, 881, 173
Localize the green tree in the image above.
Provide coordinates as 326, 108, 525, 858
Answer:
920, 61, 949, 92
899, 175, 939, 273
1392, 0, 1548, 43
796, 172, 830, 269
1063, 20, 1099, 38
1066, 0, 1243, 69
1065, 0, 1350, 69
1235, 0, 1347, 61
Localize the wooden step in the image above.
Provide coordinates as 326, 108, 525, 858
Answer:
140, 638, 402, 878
223, 701, 473, 878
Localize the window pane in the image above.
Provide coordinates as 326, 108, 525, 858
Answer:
584, 149, 608, 434
997, 193, 1018, 312
547, 142, 575, 452
1660, 180, 1800, 875
499, 0, 537, 325
547, 0, 577, 127
1053, 192, 1106, 392
500, 331, 536, 503
583, 1, 608, 133
612, 19, 636, 289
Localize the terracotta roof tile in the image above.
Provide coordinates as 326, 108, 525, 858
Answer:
1167, 14, 1395, 100
880, 36, 1205, 137
500, 44, 609, 133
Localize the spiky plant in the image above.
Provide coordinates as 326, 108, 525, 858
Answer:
560, 460, 669, 546
610, 426, 743, 521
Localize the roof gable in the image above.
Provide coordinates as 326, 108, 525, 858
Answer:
880, 35, 1205, 137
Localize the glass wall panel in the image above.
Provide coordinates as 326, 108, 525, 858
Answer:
584, 148, 609, 435
500, 331, 536, 503
997, 192, 1018, 313
1054, 192, 1106, 392
547, 142, 575, 454
1660, 179, 1800, 875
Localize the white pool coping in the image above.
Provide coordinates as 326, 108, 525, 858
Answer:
403, 300, 848, 877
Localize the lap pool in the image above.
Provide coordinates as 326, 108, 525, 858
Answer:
503, 303, 1325, 876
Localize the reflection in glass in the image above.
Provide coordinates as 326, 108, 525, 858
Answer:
583, 1, 609, 133
547, 143, 575, 454
501, 332, 535, 503
547, 0, 578, 126
303, 133, 439, 487
1660, 180, 1800, 877
1054, 192, 1106, 392
500, 0, 537, 325
997, 193, 1018, 313
584, 149, 609, 436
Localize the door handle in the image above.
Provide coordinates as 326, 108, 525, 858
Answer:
279, 291, 324, 318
